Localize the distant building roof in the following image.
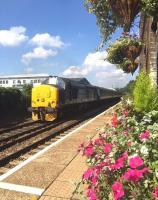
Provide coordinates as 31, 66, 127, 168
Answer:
0, 74, 49, 79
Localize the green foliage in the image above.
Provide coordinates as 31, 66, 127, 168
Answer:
133, 71, 158, 113
142, 0, 158, 18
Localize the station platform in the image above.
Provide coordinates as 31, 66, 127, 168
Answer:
0, 103, 119, 200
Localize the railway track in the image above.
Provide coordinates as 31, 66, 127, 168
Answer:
0, 119, 39, 135
0, 100, 119, 175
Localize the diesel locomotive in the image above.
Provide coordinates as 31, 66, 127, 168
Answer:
30, 76, 121, 121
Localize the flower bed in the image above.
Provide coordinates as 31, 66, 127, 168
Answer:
78, 100, 158, 200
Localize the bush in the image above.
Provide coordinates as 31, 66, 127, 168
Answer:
133, 70, 158, 113
0, 87, 30, 118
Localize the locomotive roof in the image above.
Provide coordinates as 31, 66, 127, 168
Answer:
60, 77, 91, 86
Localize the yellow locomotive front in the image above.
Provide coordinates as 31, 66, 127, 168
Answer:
31, 84, 59, 121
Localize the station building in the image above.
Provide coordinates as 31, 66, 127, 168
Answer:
0, 74, 49, 89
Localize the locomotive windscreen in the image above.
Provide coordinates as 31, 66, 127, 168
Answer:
42, 76, 65, 89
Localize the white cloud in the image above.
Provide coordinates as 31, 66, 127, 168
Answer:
30, 33, 65, 48
24, 67, 34, 74
0, 26, 28, 46
22, 47, 57, 64
95, 69, 131, 88
63, 51, 134, 88
63, 66, 87, 78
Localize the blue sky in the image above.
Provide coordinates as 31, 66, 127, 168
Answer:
0, 0, 135, 88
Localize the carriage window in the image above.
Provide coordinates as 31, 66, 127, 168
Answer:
78, 89, 86, 99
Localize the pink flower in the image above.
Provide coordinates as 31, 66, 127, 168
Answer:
153, 186, 158, 198
112, 181, 124, 200
83, 168, 94, 180
83, 167, 100, 186
123, 130, 128, 136
129, 156, 144, 169
139, 130, 150, 141
112, 113, 118, 128
87, 188, 98, 200
123, 110, 128, 117
94, 138, 104, 145
104, 143, 112, 154
123, 168, 143, 182
140, 167, 149, 174
121, 152, 128, 160
110, 153, 128, 170
84, 143, 94, 157
111, 157, 124, 170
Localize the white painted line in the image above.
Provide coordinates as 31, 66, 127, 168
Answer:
0, 102, 121, 182
0, 182, 44, 195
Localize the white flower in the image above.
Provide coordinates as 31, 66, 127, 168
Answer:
140, 145, 149, 156
126, 98, 132, 105
155, 169, 158, 179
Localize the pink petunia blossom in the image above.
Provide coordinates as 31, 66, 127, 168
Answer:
121, 152, 128, 160
123, 168, 143, 182
112, 113, 118, 128
83, 168, 94, 180
87, 188, 98, 200
129, 156, 144, 169
84, 143, 94, 157
123, 110, 128, 117
110, 153, 128, 170
123, 130, 128, 136
110, 157, 124, 170
153, 186, 158, 198
139, 130, 150, 141
112, 181, 125, 200
94, 138, 104, 145
104, 143, 112, 154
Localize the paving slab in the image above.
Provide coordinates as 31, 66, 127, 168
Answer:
4, 162, 66, 188
0, 189, 39, 200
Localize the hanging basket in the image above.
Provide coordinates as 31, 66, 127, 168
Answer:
125, 45, 142, 61
121, 60, 139, 75
108, 0, 142, 31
